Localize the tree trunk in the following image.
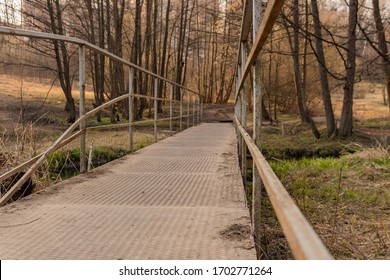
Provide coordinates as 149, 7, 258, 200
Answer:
311, 0, 336, 137
290, 0, 308, 123
372, 0, 390, 108
47, 0, 76, 123
135, 0, 146, 119
145, 0, 152, 118
175, 0, 186, 100
158, 0, 171, 105
339, 0, 358, 137
286, 0, 320, 138
86, 0, 105, 122
261, 98, 271, 122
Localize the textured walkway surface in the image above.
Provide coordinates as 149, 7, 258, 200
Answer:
0, 123, 255, 259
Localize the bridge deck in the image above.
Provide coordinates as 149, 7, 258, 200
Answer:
0, 123, 255, 259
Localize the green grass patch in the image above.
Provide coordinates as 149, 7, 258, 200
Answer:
269, 151, 390, 218
357, 117, 390, 129
47, 146, 127, 174
87, 117, 128, 127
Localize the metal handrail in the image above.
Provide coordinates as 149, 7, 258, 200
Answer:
0, 27, 202, 206
235, 117, 332, 259
234, 0, 285, 102
234, 0, 333, 259
0, 26, 200, 97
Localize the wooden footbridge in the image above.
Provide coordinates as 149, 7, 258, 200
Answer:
0, 0, 332, 259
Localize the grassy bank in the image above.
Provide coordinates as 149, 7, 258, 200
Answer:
251, 123, 390, 259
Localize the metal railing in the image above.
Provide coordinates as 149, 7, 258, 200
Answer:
234, 0, 333, 259
0, 26, 202, 206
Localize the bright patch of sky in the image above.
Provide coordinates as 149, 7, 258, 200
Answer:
0, 0, 21, 24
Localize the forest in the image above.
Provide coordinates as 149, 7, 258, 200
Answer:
0, 0, 388, 138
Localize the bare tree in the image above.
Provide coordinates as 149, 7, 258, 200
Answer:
311, 0, 336, 137
284, 0, 320, 138
372, 0, 390, 107
339, 0, 358, 137
46, 0, 76, 123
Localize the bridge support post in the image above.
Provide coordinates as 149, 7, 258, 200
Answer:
197, 97, 200, 125
192, 95, 195, 126
79, 44, 86, 174
240, 42, 247, 189
236, 71, 243, 173
180, 90, 183, 132
187, 91, 190, 128
129, 67, 134, 152
154, 77, 158, 143
170, 84, 173, 133
252, 0, 263, 254
200, 98, 203, 123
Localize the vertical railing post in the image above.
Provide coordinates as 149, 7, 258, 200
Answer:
187, 90, 190, 128
169, 83, 173, 133
154, 77, 158, 143
79, 44, 86, 174
240, 42, 247, 187
192, 94, 195, 126
252, 0, 263, 247
197, 96, 200, 124
200, 97, 203, 123
129, 67, 134, 152
236, 70, 243, 176
180, 89, 183, 132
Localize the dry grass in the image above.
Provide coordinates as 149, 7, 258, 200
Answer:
332, 81, 389, 120
262, 139, 390, 259
0, 74, 95, 103
0, 123, 53, 198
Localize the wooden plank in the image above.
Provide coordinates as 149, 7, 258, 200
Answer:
235, 116, 333, 260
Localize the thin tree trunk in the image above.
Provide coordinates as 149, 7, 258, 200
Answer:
158, 0, 171, 104
175, 0, 186, 100
47, 0, 76, 123
136, 0, 146, 119
340, 0, 358, 137
372, 0, 390, 108
86, 0, 103, 122
286, 0, 320, 138
311, 0, 336, 136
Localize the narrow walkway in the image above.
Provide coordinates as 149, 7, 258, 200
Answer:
0, 123, 255, 259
